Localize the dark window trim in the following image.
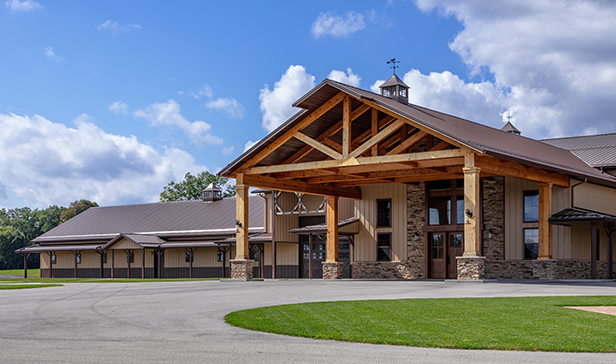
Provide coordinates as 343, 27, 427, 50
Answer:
76, 253, 81, 264
376, 198, 392, 228
102, 253, 107, 264
376, 232, 392, 262
51, 254, 56, 265
523, 227, 539, 260
128, 251, 134, 264
185, 251, 194, 263
523, 190, 539, 223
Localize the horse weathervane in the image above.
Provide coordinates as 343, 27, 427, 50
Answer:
387, 58, 400, 75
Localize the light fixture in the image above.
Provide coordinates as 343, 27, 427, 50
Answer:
235, 220, 242, 233
413, 231, 421, 241
465, 209, 473, 219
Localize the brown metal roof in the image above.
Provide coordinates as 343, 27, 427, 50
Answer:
32, 196, 265, 243
16, 244, 103, 253
541, 133, 616, 168
549, 208, 616, 225
289, 217, 359, 235
219, 79, 616, 188
216, 232, 274, 244
379, 74, 409, 89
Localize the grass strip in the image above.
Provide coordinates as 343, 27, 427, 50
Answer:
0, 284, 62, 290
0, 269, 40, 278
225, 296, 616, 352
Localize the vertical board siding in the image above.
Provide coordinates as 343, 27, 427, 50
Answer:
55, 252, 74, 268
339, 198, 355, 220
552, 186, 571, 259
575, 182, 616, 215
354, 184, 406, 262
112, 238, 142, 250
504, 177, 538, 260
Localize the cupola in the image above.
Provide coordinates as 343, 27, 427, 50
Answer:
501, 114, 521, 135
202, 183, 223, 202
379, 58, 409, 104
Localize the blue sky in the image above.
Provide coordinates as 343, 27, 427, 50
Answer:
1, 0, 615, 209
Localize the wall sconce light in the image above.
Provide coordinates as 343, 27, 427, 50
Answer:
465, 209, 473, 224
235, 220, 242, 233
413, 231, 421, 241
488, 229, 494, 239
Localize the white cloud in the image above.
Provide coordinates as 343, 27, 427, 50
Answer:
44, 46, 63, 62
328, 68, 361, 87
244, 140, 260, 152
411, 0, 616, 138
311, 11, 365, 38
98, 20, 141, 35
0, 113, 206, 208
259, 65, 316, 132
4, 0, 42, 12
370, 79, 386, 94
134, 99, 223, 147
221, 146, 234, 156
205, 98, 245, 119
109, 101, 128, 115
199, 84, 213, 98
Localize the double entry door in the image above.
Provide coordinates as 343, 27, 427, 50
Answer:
429, 232, 463, 279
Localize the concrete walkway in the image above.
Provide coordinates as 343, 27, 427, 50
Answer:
1, 279, 615, 363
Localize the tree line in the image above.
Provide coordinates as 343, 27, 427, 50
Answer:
0, 200, 97, 270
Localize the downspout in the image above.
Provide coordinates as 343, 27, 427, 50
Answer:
570, 178, 587, 209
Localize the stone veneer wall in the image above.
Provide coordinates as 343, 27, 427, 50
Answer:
322, 262, 343, 279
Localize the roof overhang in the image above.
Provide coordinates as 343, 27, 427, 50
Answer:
549, 208, 616, 226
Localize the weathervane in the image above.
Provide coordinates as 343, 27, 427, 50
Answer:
387, 58, 400, 75
506, 111, 513, 123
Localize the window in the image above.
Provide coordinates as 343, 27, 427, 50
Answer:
400, 88, 407, 97
51, 254, 56, 265
377, 199, 391, 227
128, 252, 134, 264
595, 229, 600, 261
102, 253, 107, 264
429, 197, 451, 225
185, 251, 193, 263
456, 196, 464, 224
75, 253, 81, 264
524, 228, 538, 259
524, 190, 539, 222
377, 233, 391, 261
217, 250, 225, 262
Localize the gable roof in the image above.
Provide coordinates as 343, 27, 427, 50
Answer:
32, 196, 265, 244
541, 133, 616, 169
220, 79, 616, 188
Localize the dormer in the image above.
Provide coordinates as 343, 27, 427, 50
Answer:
202, 183, 223, 203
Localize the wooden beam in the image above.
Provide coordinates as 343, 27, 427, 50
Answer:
476, 155, 570, 187
349, 119, 405, 159
321, 138, 342, 153
246, 149, 465, 175
538, 182, 553, 260
429, 141, 450, 151
351, 115, 395, 149
238, 92, 347, 171
387, 130, 427, 155
294, 132, 343, 160
326, 196, 339, 263
241, 174, 362, 200
282, 103, 370, 165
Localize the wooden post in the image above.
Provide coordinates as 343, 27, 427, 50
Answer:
342, 96, 351, 158
591, 222, 597, 279
111, 250, 115, 279
538, 182, 553, 260
141, 248, 145, 279
326, 196, 339, 262
271, 191, 277, 279
23, 253, 29, 279
235, 174, 250, 260
463, 153, 481, 256
606, 223, 614, 280
308, 233, 313, 279
371, 108, 378, 156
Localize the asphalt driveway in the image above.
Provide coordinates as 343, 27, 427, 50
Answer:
1, 279, 615, 363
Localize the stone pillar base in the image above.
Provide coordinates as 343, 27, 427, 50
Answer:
230, 259, 254, 280
322, 262, 343, 279
457, 256, 486, 280
532, 259, 556, 279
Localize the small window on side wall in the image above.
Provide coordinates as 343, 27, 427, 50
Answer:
185, 251, 193, 263
76, 253, 81, 264
524, 228, 538, 259
377, 233, 391, 261
128, 252, 134, 264
376, 199, 392, 228
51, 254, 56, 265
217, 250, 224, 262
523, 190, 539, 222
102, 253, 107, 264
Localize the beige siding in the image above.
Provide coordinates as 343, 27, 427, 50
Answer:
575, 181, 616, 215
552, 186, 571, 259
53, 251, 74, 269
570, 223, 614, 261
41, 253, 50, 269
354, 184, 407, 262
339, 198, 354, 220
111, 238, 142, 250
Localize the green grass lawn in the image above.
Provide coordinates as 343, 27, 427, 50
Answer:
0, 284, 62, 290
0, 269, 40, 278
225, 296, 616, 352
3, 277, 225, 283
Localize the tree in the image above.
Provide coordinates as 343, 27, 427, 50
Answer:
159, 171, 235, 202
60, 200, 98, 223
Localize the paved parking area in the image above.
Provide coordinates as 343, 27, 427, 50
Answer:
1, 279, 616, 363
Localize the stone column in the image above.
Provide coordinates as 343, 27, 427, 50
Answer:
323, 196, 342, 279
458, 152, 486, 280
231, 174, 254, 280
